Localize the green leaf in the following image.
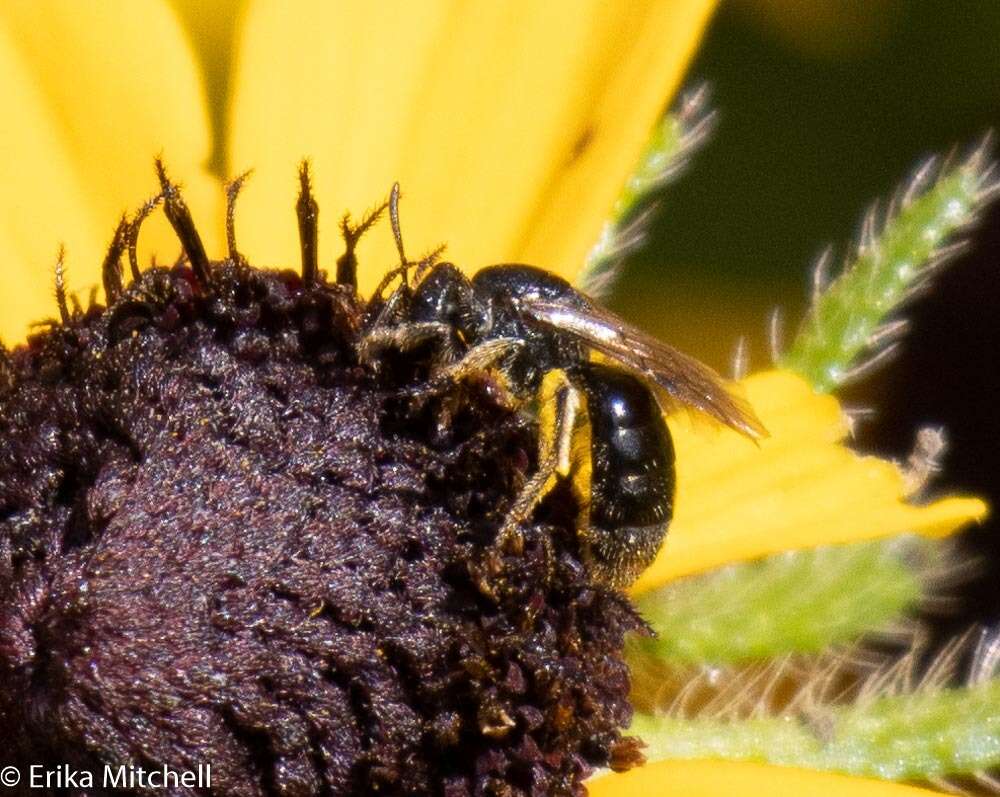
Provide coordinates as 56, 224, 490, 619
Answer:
631, 677, 1000, 782
577, 85, 714, 299
630, 537, 932, 667
782, 145, 995, 392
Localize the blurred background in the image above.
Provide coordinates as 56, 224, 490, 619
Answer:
608, 1, 1000, 639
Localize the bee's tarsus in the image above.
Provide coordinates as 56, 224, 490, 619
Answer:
226, 169, 253, 267
102, 215, 129, 302
296, 160, 319, 285
155, 159, 212, 288
53, 245, 70, 324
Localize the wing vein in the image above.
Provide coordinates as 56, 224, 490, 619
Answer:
523, 297, 767, 439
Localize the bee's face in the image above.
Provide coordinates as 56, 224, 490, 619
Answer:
410, 262, 491, 344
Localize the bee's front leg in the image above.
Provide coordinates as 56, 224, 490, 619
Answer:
375, 337, 524, 453
402, 337, 524, 406
356, 320, 455, 367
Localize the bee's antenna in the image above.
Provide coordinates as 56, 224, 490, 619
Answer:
368, 183, 419, 299
102, 214, 129, 303
413, 243, 448, 283
156, 158, 212, 288
297, 160, 319, 285
389, 182, 407, 283
128, 192, 163, 281
53, 245, 69, 324
226, 169, 253, 267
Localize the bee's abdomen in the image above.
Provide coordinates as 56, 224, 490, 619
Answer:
572, 362, 676, 587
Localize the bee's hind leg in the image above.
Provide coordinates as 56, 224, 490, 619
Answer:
497, 371, 578, 554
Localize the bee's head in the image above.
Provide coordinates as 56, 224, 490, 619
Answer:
410, 261, 491, 343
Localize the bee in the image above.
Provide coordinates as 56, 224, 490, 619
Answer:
314, 182, 767, 588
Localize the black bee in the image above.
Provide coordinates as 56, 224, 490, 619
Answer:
316, 182, 766, 588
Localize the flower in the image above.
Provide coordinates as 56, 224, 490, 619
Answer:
0, 2, 989, 795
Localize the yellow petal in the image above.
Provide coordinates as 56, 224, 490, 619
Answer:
0, 0, 220, 344
631, 370, 987, 593
228, 0, 715, 291
588, 760, 945, 797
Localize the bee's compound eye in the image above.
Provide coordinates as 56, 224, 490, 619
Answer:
465, 302, 492, 340
411, 263, 484, 339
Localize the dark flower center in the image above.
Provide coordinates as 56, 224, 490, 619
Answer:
0, 259, 643, 796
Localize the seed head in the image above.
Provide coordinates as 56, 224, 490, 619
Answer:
0, 179, 645, 795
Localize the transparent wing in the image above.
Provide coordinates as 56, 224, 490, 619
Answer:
522, 298, 767, 440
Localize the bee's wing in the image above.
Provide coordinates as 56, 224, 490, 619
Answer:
522, 298, 768, 440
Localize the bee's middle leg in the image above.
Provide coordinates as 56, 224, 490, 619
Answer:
497, 371, 578, 553
432, 337, 523, 381
405, 337, 524, 405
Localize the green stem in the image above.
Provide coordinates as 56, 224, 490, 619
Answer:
783, 147, 994, 392
631, 538, 929, 667
578, 86, 714, 299
632, 678, 1000, 782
